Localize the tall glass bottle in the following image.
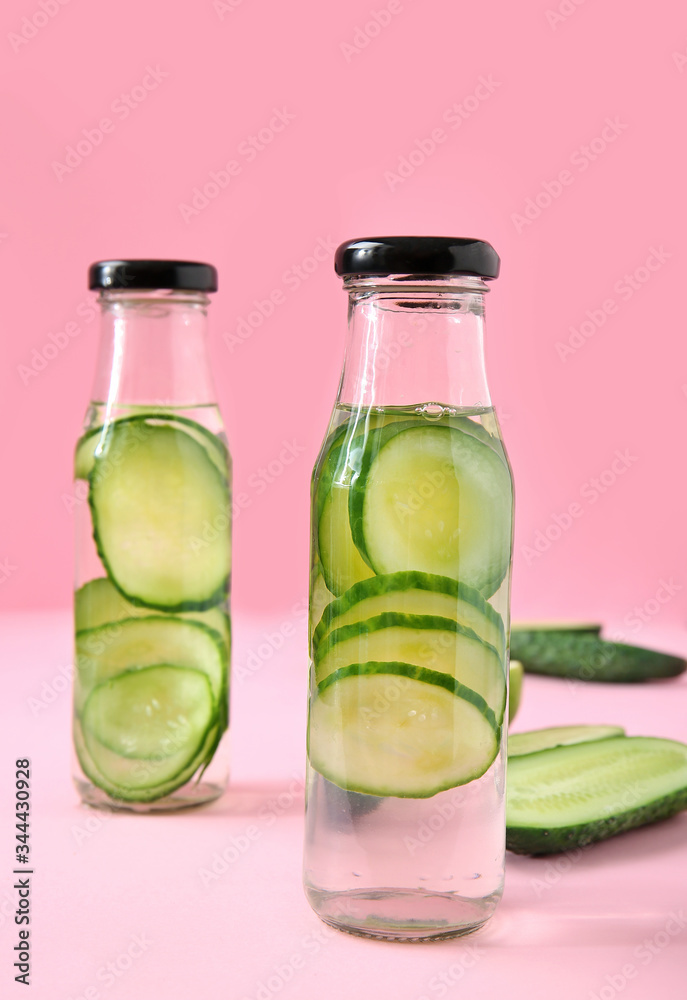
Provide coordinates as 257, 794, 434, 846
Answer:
303, 237, 514, 939
73, 260, 231, 811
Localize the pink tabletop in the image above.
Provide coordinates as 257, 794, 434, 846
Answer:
1, 612, 686, 1000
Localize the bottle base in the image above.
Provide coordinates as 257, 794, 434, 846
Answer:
304, 885, 501, 942
74, 776, 226, 813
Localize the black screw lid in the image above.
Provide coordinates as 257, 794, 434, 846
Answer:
335, 237, 500, 280
88, 259, 218, 292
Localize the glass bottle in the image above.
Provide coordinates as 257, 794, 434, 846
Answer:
303, 237, 514, 939
73, 260, 231, 811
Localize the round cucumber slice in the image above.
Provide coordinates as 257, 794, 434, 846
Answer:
82, 665, 214, 761
315, 613, 506, 722
318, 485, 374, 595
349, 422, 513, 597
508, 660, 524, 723
75, 578, 231, 649
75, 616, 226, 711
75, 413, 229, 482
75, 716, 220, 803
308, 662, 499, 798
508, 724, 625, 758
313, 571, 505, 655
89, 417, 230, 610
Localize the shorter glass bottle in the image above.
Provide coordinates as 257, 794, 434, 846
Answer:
304, 237, 514, 940
73, 260, 231, 811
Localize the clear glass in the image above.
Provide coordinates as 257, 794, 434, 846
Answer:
304, 275, 514, 939
72, 289, 231, 811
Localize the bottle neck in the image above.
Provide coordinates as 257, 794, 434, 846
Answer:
337, 275, 492, 412
91, 290, 216, 410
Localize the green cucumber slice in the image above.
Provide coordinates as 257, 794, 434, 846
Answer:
75, 716, 219, 804
315, 613, 506, 721
349, 422, 513, 597
309, 662, 499, 797
508, 724, 625, 758
508, 660, 523, 723
506, 736, 687, 855
75, 616, 225, 710
318, 485, 374, 595
82, 665, 213, 760
75, 414, 229, 482
74, 577, 231, 649
89, 417, 230, 610
313, 571, 505, 655
509, 630, 686, 683
511, 621, 602, 635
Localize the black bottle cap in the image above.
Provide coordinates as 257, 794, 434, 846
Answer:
334, 237, 500, 280
88, 260, 218, 292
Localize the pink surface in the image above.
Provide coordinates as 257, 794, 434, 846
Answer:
0, 0, 685, 632
1, 612, 686, 999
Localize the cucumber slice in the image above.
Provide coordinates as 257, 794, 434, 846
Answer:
308, 662, 499, 797
315, 613, 506, 721
506, 736, 687, 855
508, 724, 625, 758
75, 716, 219, 804
511, 621, 602, 635
349, 422, 513, 597
74, 578, 231, 649
75, 616, 225, 710
89, 417, 230, 610
508, 660, 523, 723
318, 484, 374, 596
82, 665, 213, 760
510, 630, 686, 683
75, 414, 229, 482
313, 571, 505, 655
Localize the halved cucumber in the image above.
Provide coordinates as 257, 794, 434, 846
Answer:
89, 417, 230, 610
510, 630, 686, 683
74, 577, 231, 649
312, 571, 505, 655
349, 422, 513, 597
315, 613, 506, 721
75, 413, 229, 482
308, 662, 499, 797
75, 616, 226, 710
82, 664, 214, 760
506, 736, 687, 855
508, 724, 625, 758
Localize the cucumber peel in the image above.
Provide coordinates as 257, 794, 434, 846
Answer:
510, 630, 686, 683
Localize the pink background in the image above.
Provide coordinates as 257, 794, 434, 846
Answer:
1, 0, 686, 641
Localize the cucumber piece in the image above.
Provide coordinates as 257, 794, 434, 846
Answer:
349, 422, 513, 597
510, 630, 686, 683
318, 484, 374, 595
74, 578, 231, 649
506, 736, 687, 855
75, 616, 226, 710
313, 571, 505, 655
508, 660, 523, 723
75, 414, 229, 482
508, 724, 625, 758
309, 567, 334, 638
309, 662, 499, 797
511, 621, 602, 635
82, 665, 213, 760
75, 716, 219, 803
89, 417, 230, 610
315, 613, 506, 721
